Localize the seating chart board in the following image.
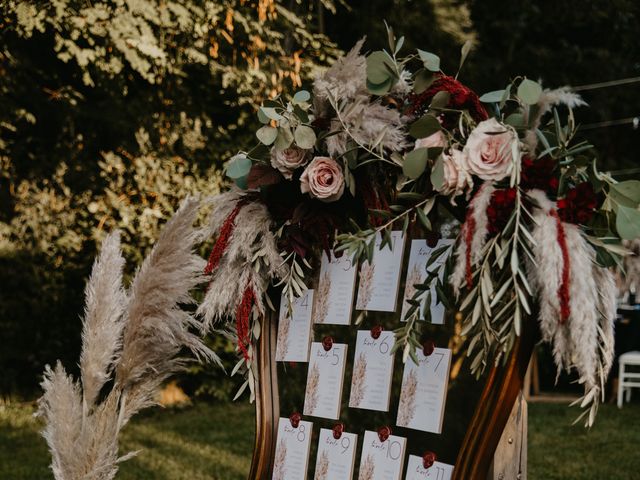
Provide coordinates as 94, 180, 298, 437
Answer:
272, 231, 490, 479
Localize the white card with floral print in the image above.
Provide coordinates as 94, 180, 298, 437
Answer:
303, 341, 348, 420
313, 428, 358, 480
349, 330, 395, 411
405, 456, 454, 480
396, 347, 451, 434
356, 231, 406, 312
313, 251, 358, 325
276, 290, 314, 363
358, 430, 407, 480
401, 239, 454, 324
272, 418, 313, 480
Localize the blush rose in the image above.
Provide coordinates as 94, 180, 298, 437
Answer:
462, 118, 518, 181
270, 146, 309, 179
300, 157, 345, 202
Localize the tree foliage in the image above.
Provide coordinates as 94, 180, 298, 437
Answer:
0, 0, 337, 397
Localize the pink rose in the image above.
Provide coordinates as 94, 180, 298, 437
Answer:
270, 146, 309, 179
462, 118, 517, 181
437, 148, 473, 199
300, 157, 345, 202
414, 131, 446, 150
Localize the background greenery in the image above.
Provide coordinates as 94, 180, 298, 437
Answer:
2, 401, 639, 479
1, 0, 639, 402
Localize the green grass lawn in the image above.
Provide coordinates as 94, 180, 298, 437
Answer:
1, 400, 638, 479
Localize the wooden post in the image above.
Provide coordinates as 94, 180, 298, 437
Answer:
488, 392, 527, 480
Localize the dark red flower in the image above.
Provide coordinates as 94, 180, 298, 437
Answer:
422, 339, 435, 356
521, 156, 559, 194
408, 74, 489, 127
377, 425, 392, 442
422, 451, 438, 469
322, 336, 334, 351
486, 188, 517, 236
557, 182, 598, 225
289, 412, 302, 428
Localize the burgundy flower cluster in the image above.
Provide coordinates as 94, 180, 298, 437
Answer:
520, 156, 559, 194
487, 188, 517, 236
557, 182, 598, 225
408, 74, 489, 126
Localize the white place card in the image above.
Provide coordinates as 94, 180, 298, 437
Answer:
396, 347, 452, 434
313, 251, 358, 325
313, 428, 358, 480
276, 290, 314, 362
358, 430, 407, 480
272, 418, 313, 480
401, 239, 454, 324
349, 330, 395, 411
405, 456, 454, 480
304, 342, 348, 419
356, 231, 406, 312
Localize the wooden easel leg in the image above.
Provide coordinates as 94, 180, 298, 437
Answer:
488, 392, 527, 480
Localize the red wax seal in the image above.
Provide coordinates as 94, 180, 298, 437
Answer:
322, 336, 334, 351
377, 425, 392, 442
371, 325, 383, 339
289, 412, 302, 428
423, 339, 435, 356
422, 450, 437, 469
332, 422, 345, 439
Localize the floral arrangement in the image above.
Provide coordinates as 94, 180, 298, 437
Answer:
200, 29, 640, 425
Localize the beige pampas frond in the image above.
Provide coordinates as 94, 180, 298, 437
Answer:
450, 183, 495, 295
38, 197, 217, 480
397, 369, 418, 426
349, 353, 367, 407
528, 189, 616, 426
80, 231, 127, 412
356, 261, 375, 310
358, 454, 376, 480
198, 190, 284, 330
524, 86, 587, 151
314, 450, 330, 480
304, 364, 321, 416
313, 272, 331, 324
272, 439, 288, 480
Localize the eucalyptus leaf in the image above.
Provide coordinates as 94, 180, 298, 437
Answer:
413, 69, 434, 94
616, 204, 640, 240
256, 125, 278, 145
610, 180, 640, 207
430, 154, 445, 190
479, 90, 506, 103
274, 127, 294, 151
430, 91, 450, 110
366, 78, 393, 96
403, 147, 429, 179
292, 90, 310, 104
226, 154, 252, 179
417, 49, 440, 72
517, 79, 543, 105
259, 106, 283, 121
505, 113, 525, 127
459, 40, 473, 72
294, 125, 316, 149
409, 114, 440, 139
367, 51, 395, 84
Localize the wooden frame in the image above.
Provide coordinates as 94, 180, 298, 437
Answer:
248, 309, 535, 480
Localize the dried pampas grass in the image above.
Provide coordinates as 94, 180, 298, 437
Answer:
38, 198, 217, 480
528, 189, 616, 426
198, 190, 284, 330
